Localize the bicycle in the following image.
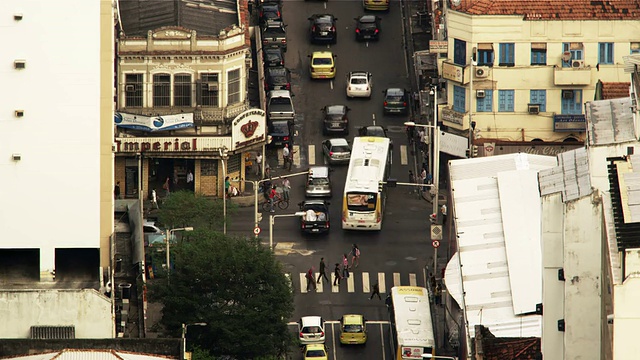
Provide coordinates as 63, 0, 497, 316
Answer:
261, 193, 290, 211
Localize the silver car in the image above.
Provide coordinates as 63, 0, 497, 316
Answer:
305, 166, 332, 198
322, 138, 351, 165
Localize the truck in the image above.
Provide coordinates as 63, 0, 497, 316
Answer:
267, 90, 295, 122
298, 200, 330, 234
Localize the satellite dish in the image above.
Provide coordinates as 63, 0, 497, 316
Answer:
451, 0, 462, 6
562, 51, 571, 62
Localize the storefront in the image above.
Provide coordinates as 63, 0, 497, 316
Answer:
114, 109, 266, 199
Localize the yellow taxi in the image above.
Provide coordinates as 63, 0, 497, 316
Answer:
309, 51, 336, 79
303, 343, 329, 360
363, 0, 389, 11
339, 314, 367, 345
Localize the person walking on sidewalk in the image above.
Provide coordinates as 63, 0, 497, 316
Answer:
114, 181, 121, 199
333, 263, 342, 286
369, 281, 381, 300
317, 257, 329, 284
441, 204, 447, 224
306, 267, 316, 292
350, 244, 360, 268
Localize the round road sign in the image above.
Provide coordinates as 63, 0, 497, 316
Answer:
432, 240, 440, 248
253, 227, 261, 235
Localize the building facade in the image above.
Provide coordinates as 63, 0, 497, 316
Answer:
115, 0, 263, 199
0, 0, 114, 337
442, 0, 640, 153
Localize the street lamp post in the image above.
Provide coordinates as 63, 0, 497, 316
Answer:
269, 212, 305, 251
166, 227, 194, 282
218, 147, 229, 235
182, 322, 207, 360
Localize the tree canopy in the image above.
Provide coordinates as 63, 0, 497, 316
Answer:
157, 190, 237, 231
152, 230, 294, 359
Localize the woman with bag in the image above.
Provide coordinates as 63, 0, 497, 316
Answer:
350, 244, 360, 268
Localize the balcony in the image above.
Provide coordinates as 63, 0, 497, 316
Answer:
554, 64, 592, 86
118, 101, 249, 125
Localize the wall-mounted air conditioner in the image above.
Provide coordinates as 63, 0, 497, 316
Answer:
476, 90, 486, 98
208, 83, 219, 91
475, 67, 490, 78
528, 104, 540, 114
572, 60, 585, 68
125, 85, 135, 92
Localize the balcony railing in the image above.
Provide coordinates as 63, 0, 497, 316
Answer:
117, 101, 249, 124
554, 64, 592, 86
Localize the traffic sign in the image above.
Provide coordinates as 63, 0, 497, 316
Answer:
253, 227, 261, 235
432, 240, 440, 248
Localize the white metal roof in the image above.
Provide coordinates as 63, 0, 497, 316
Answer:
586, 98, 635, 146
344, 137, 390, 193
445, 153, 557, 338
539, 147, 592, 202
1, 350, 175, 360
390, 286, 435, 348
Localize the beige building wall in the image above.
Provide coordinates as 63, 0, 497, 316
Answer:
445, 12, 640, 142
100, 0, 114, 269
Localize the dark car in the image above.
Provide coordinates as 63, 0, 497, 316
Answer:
263, 47, 284, 68
268, 120, 293, 148
265, 67, 291, 92
383, 88, 409, 115
358, 125, 393, 149
322, 104, 350, 135
354, 15, 381, 41
259, 2, 282, 25
261, 20, 287, 51
298, 200, 330, 234
308, 14, 338, 44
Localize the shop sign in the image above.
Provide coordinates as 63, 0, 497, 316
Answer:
429, 40, 448, 54
442, 61, 464, 83
114, 112, 194, 132
485, 143, 583, 157
439, 131, 469, 158
441, 108, 464, 126
114, 137, 232, 153
553, 114, 586, 132
231, 108, 267, 151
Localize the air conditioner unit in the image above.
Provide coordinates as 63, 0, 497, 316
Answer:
125, 85, 135, 92
207, 83, 219, 91
476, 90, 486, 98
475, 67, 490, 78
572, 60, 585, 68
562, 90, 574, 99
528, 104, 540, 114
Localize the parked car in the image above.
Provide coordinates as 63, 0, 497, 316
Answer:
259, 2, 282, 25
322, 104, 350, 135
383, 87, 409, 114
302, 344, 329, 360
339, 314, 367, 345
354, 15, 381, 41
346, 71, 373, 98
261, 20, 287, 51
308, 14, 338, 44
267, 90, 295, 122
305, 166, 332, 198
299, 200, 330, 234
268, 119, 293, 148
263, 47, 285, 68
309, 51, 336, 79
298, 316, 326, 344
322, 138, 351, 165
265, 67, 291, 92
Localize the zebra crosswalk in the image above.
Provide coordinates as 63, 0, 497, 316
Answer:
290, 271, 423, 294
277, 144, 410, 167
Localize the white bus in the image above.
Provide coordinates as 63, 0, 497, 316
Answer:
341, 136, 391, 230
388, 286, 436, 360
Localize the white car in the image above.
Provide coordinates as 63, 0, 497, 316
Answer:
346, 71, 372, 98
298, 316, 326, 344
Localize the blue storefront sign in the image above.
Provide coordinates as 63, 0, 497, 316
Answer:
553, 114, 586, 132
114, 112, 194, 132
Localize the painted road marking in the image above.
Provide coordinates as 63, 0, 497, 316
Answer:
362, 272, 370, 293
308, 145, 316, 165
347, 273, 355, 293
409, 273, 417, 287
300, 273, 308, 293
316, 273, 324, 293
393, 273, 401, 287
400, 145, 408, 165
378, 272, 386, 293
295, 272, 426, 294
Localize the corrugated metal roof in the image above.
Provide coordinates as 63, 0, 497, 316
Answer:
621, 154, 640, 223
586, 98, 635, 146
623, 54, 640, 73
118, 0, 238, 37
445, 153, 556, 338
2, 350, 175, 360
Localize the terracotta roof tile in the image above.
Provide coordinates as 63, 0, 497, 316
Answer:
452, 0, 640, 20
602, 82, 631, 99
476, 325, 541, 359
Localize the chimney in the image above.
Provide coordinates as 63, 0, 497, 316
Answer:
238, 0, 251, 47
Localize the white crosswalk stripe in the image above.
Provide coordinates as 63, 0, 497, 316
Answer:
295, 272, 420, 294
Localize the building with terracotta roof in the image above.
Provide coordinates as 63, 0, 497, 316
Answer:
440, 0, 640, 152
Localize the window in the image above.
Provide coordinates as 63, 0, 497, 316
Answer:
561, 90, 582, 115
227, 153, 241, 173
498, 90, 514, 112
153, 74, 170, 107
631, 42, 640, 54
476, 90, 493, 112
125, 73, 143, 107
173, 73, 192, 107
477, 43, 494, 66
453, 85, 466, 113
531, 43, 547, 65
562, 43, 584, 67
599, 43, 614, 64
200, 73, 219, 107
499, 43, 515, 66
530, 90, 546, 112
227, 69, 241, 104
454, 39, 467, 66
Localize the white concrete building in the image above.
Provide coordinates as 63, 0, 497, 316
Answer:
0, 0, 114, 337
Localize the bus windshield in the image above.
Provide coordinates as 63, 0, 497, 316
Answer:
347, 193, 377, 212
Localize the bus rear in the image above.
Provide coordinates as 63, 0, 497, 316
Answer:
342, 192, 382, 230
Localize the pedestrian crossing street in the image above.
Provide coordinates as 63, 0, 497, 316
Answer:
287, 271, 422, 294
277, 144, 410, 167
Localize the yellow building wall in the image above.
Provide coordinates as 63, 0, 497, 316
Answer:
100, 0, 114, 268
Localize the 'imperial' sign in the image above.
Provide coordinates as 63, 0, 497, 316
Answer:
114, 137, 232, 153
231, 108, 266, 151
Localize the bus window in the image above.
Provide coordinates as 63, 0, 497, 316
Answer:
347, 193, 377, 211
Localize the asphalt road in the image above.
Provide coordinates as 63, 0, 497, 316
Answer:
227, 0, 445, 358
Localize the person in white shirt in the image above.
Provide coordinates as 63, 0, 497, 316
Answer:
306, 209, 317, 221
186, 170, 194, 184
255, 153, 262, 176
282, 144, 290, 170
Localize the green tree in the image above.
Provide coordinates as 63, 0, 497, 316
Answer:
157, 190, 237, 231
153, 230, 294, 359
